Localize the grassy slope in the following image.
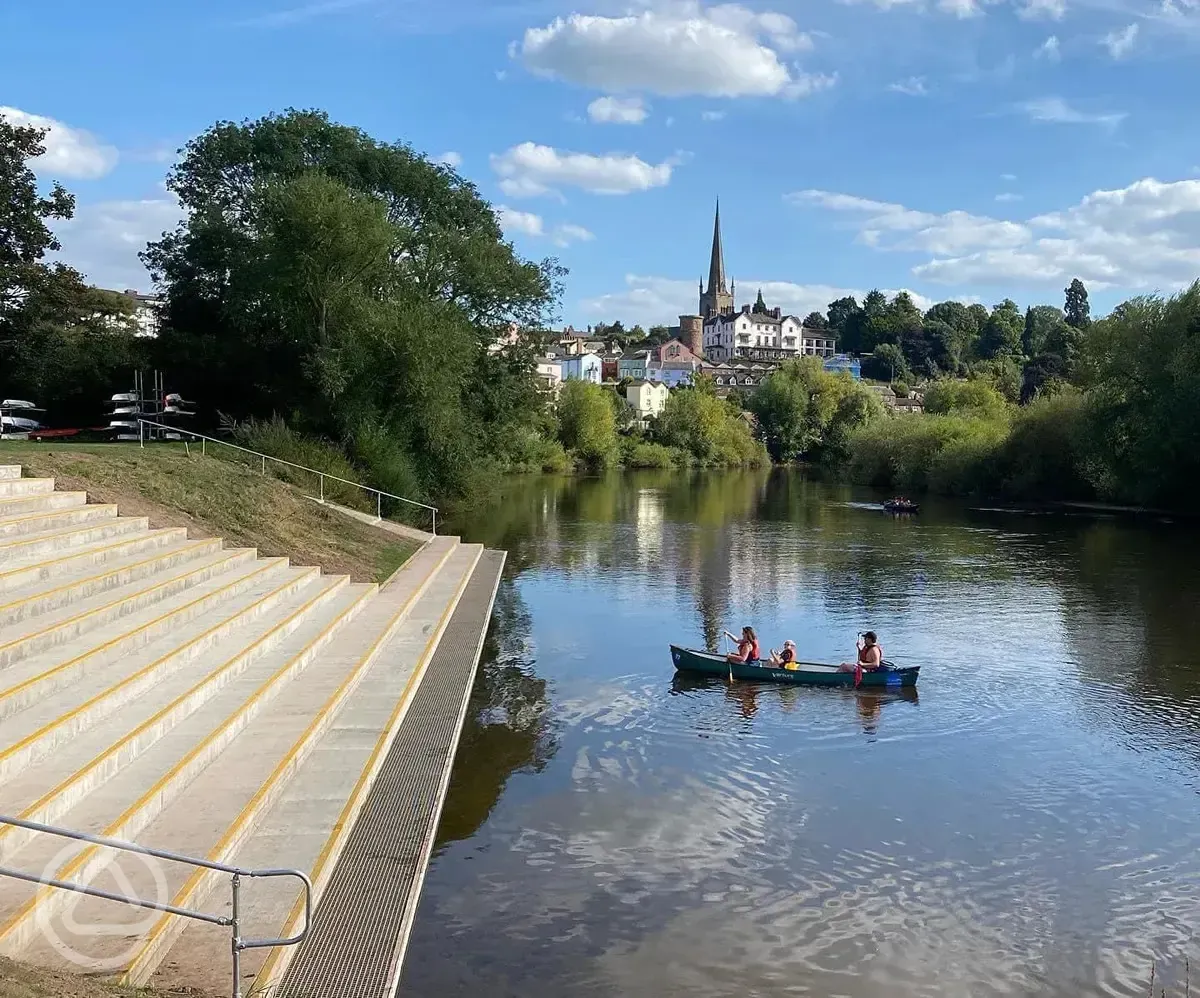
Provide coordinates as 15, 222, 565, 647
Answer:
0, 955, 220, 998
0, 443, 416, 583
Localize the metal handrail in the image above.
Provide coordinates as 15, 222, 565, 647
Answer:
136, 418, 438, 535
0, 813, 312, 998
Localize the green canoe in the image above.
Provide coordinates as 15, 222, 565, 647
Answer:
670, 645, 920, 688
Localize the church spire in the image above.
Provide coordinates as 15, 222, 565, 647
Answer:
705, 198, 728, 296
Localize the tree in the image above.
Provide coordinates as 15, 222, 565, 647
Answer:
1022, 305, 1066, 357
655, 388, 764, 465
827, 296, 865, 353
0, 112, 77, 317
860, 289, 890, 352
803, 311, 828, 330
1078, 284, 1200, 505
1020, 352, 1070, 404
750, 357, 881, 463
863, 342, 907, 382
1064, 278, 1091, 330
924, 379, 1008, 418
555, 380, 618, 467
978, 299, 1023, 358
142, 109, 563, 498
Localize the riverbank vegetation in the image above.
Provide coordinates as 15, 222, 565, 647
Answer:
753, 281, 1200, 509
4, 107, 1199, 509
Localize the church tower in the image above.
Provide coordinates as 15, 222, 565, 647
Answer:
698, 199, 734, 319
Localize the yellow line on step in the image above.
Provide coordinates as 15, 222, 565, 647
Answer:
0, 556, 278, 718
0, 544, 253, 658
0, 538, 217, 621
0, 516, 146, 554
0, 557, 292, 783
0, 530, 185, 588
0, 490, 84, 509
249, 544, 478, 995
121, 540, 461, 986
0, 577, 372, 950
0, 503, 116, 531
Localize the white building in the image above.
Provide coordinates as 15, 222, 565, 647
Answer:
625, 380, 670, 425
703, 303, 836, 363
120, 289, 163, 338
535, 358, 563, 394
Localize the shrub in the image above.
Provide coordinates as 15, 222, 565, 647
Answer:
621, 439, 676, 469
227, 416, 368, 509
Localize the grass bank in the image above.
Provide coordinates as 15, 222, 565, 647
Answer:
0, 442, 417, 583
0, 955, 221, 998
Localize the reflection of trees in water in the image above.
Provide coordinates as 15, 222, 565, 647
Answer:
434, 580, 560, 850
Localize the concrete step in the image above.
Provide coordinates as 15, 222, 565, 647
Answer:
29, 539, 471, 983
0, 466, 20, 481
0, 528, 190, 596
0, 517, 150, 565
0, 503, 117, 539
0, 577, 376, 959
0, 556, 298, 732
0, 545, 265, 671
0, 569, 339, 863
0, 478, 53, 499
0, 536, 225, 630
133, 542, 479, 992
0, 491, 88, 520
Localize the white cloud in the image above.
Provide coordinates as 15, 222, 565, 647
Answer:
497, 206, 594, 247
1017, 97, 1125, 127
939, 0, 983, 18
553, 223, 596, 247
515, 4, 832, 100
587, 96, 649, 124
995, 192, 1024, 202
789, 177, 1200, 292
1102, 22, 1138, 58
1018, 0, 1066, 20
1034, 34, 1062, 59
888, 76, 928, 95
0, 106, 118, 180
51, 196, 183, 291
490, 142, 674, 198
1001, 173, 1018, 182
701, 110, 727, 121
580, 275, 941, 326
436, 151, 463, 168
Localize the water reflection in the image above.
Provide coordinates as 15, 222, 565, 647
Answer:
410, 471, 1200, 998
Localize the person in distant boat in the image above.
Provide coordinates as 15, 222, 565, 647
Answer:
839, 631, 882, 672
724, 626, 760, 665
770, 640, 798, 670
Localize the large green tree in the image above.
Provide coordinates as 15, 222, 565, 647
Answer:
978, 299, 1024, 358
1064, 278, 1091, 330
143, 109, 563, 497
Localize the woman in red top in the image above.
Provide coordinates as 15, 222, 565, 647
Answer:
725, 626, 760, 665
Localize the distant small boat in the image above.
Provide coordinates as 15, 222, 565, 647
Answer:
670, 645, 920, 688
883, 498, 920, 514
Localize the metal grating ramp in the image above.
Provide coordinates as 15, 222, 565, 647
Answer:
274, 549, 505, 998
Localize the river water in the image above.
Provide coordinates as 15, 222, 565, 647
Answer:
401, 470, 1200, 998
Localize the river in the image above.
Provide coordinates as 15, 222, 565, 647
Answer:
401, 470, 1200, 998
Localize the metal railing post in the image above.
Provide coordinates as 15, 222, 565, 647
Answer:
231, 872, 243, 998
376, 492, 382, 522
432, 509, 437, 536
319, 474, 325, 503
202, 437, 206, 457
139, 420, 144, 449
261, 455, 266, 475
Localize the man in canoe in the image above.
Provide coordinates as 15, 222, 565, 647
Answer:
724, 626, 760, 665
839, 631, 882, 673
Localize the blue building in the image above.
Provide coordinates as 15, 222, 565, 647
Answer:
560, 353, 603, 385
823, 354, 861, 380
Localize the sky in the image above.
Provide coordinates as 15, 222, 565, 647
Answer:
3, 0, 1200, 329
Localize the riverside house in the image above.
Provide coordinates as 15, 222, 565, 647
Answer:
625, 380, 670, 427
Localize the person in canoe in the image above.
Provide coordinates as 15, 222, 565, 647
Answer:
724, 626, 760, 665
769, 639, 799, 670
839, 631, 882, 673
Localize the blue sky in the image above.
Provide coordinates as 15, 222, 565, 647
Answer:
3, 0, 1199, 328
